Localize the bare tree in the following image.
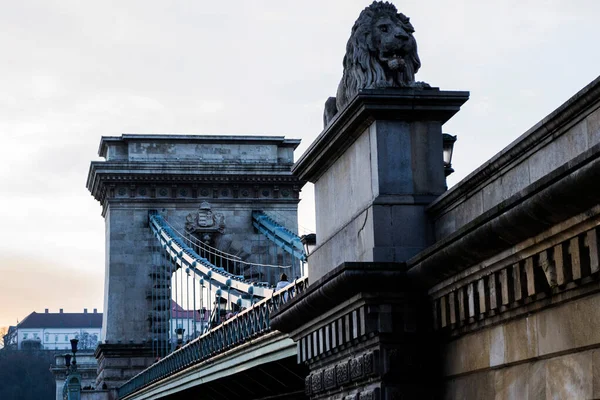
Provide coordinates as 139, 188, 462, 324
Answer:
77, 331, 99, 350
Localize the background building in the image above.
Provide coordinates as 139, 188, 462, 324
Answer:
169, 300, 209, 343
10, 308, 102, 350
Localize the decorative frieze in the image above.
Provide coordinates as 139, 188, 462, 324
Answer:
105, 183, 298, 203
305, 351, 379, 397
431, 225, 600, 333
87, 167, 302, 206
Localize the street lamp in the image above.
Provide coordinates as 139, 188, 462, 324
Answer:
70, 338, 78, 351
175, 328, 185, 346
64, 354, 72, 371
62, 338, 81, 400
442, 133, 457, 177
300, 234, 316, 257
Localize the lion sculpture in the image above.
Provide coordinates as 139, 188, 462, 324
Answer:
324, 1, 428, 126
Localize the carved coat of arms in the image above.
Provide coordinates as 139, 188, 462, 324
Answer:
185, 201, 225, 236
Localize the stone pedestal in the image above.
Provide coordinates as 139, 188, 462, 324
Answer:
279, 88, 468, 398
293, 88, 469, 283
271, 262, 436, 399
94, 344, 154, 391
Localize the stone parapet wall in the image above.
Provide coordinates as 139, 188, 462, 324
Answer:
428, 76, 600, 243
98, 134, 299, 163
429, 212, 600, 335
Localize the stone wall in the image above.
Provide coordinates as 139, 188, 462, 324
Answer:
442, 294, 600, 399
413, 76, 600, 398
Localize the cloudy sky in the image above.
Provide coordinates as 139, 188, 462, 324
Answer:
1, 0, 599, 329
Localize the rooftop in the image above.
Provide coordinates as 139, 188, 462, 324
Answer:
18, 311, 102, 329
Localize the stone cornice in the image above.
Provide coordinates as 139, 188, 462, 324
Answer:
87, 161, 303, 204
407, 141, 600, 287
95, 343, 153, 359
427, 75, 600, 217
292, 88, 470, 182
270, 262, 407, 335
428, 221, 600, 337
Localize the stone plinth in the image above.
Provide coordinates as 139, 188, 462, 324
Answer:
94, 343, 154, 391
293, 89, 469, 283
271, 262, 435, 399
51, 352, 100, 400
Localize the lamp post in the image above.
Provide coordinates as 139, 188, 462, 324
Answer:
215, 289, 222, 325
300, 233, 316, 277
300, 234, 316, 257
198, 307, 206, 335
62, 338, 81, 400
442, 133, 457, 177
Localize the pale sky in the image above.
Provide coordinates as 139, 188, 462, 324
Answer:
1, 0, 599, 329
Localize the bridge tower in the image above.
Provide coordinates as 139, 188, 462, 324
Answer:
87, 134, 302, 390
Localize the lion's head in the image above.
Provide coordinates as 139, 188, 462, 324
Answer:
324, 2, 425, 126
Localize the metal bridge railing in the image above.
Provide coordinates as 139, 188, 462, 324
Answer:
118, 277, 309, 399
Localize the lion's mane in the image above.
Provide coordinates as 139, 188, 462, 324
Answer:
324, 1, 425, 126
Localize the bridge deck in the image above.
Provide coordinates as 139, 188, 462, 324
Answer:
122, 331, 305, 400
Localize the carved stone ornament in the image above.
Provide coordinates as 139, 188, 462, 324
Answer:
363, 351, 375, 376
324, 366, 336, 389
350, 357, 364, 381
185, 201, 225, 241
311, 370, 323, 393
336, 361, 350, 385
324, 1, 429, 126
305, 375, 312, 396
